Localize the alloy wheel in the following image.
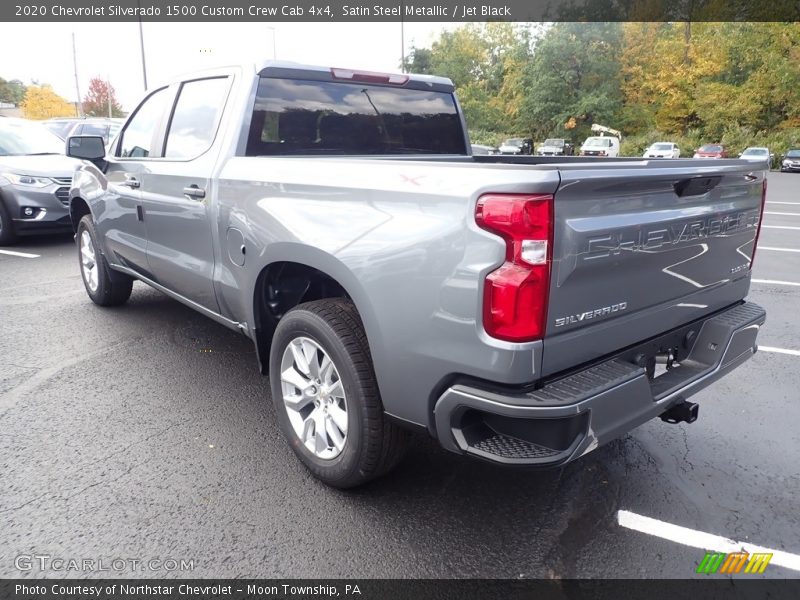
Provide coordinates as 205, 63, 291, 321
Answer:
280, 336, 348, 460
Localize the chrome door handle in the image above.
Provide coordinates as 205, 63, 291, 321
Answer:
183, 185, 206, 199
121, 176, 140, 189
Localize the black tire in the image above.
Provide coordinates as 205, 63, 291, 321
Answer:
0, 197, 18, 246
269, 299, 409, 488
77, 215, 133, 306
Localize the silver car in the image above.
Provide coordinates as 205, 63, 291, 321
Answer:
0, 118, 82, 244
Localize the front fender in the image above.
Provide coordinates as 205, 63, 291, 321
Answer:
68, 163, 107, 227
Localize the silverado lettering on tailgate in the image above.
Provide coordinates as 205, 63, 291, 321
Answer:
554, 302, 628, 328
583, 209, 760, 261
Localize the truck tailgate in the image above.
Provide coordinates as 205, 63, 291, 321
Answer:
542, 161, 766, 376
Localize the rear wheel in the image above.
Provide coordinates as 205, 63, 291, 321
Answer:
0, 198, 18, 245
77, 215, 133, 306
269, 299, 409, 488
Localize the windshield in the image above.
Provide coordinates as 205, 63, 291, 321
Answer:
585, 137, 611, 147
786, 150, 800, 158
700, 144, 722, 152
742, 148, 767, 155
503, 138, 523, 147
652, 143, 672, 150
0, 120, 64, 156
543, 139, 564, 147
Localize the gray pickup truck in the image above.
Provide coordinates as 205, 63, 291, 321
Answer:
66, 62, 767, 488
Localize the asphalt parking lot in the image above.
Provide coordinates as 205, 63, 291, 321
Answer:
1, 172, 798, 580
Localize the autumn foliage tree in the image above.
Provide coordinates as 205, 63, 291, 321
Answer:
82, 77, 124, 118
20, 85, 76, 119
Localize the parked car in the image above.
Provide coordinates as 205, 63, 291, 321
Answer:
536, 138, 573, 156
780, 149, 800, 172
66, 61, 767, 488
694, 144, 728, 158
44, 118, 81, 139
643, 142, 680, 159
66, 118, 124, 145
498, 137, 533, 155
470, 143, 498, 155
739, 147, 773, 166
579, 135, 620, 157
0, 118, 82, 244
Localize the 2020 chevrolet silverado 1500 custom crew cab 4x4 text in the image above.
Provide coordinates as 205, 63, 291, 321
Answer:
67, 62, 767, 488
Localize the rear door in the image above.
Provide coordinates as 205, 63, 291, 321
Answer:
542, 162, 765, 375
140, 75, 232, 312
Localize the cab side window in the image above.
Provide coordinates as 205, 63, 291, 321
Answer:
163, 77, 229, 160
117, 87, 169, 158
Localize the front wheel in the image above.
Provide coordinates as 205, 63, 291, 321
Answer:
77, 215, 133, 306
269, 299, 409, 488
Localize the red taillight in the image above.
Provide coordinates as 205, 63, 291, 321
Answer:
330, 68, 409, 85
750, 178, 767, 269
475, 194, 553, 342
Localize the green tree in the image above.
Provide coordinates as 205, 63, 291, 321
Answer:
0, 78, 26, 105
518, 23, 624, 141
421, 23, 533, 133
404, 47, 433, 74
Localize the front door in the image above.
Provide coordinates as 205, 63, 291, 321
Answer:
99, 86, 172, 276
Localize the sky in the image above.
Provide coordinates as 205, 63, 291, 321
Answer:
0, 21, 457, 111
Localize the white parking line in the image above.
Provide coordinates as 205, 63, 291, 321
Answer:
752, 278, 800, 287
762, 225, 800, 230
617, 510, 800, 572
759, 246, 800, 253
759, 346, 800, 357
767, 201, 800, 205
0, 249, 40, 259
764, 211, 800, 216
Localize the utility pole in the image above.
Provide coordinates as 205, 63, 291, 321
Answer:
107, 74, 112, 117
72, 32, 83, 117
266, 26, 277, 59
137, 0, 148, 91
400, 10, 406, 72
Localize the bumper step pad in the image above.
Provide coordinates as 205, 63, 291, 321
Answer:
472, 434, 561, 461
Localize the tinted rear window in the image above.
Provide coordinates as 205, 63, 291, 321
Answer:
246, 77, 466, 156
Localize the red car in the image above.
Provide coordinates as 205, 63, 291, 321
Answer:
693, 144, 728, 158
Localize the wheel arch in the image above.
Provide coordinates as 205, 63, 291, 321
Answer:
250, 252, 381, 377
69, 196, 92, 233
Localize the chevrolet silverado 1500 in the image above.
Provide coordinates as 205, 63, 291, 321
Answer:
66, 62, 767, 487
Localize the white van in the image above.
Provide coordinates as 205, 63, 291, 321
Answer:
580, 136, 620, 157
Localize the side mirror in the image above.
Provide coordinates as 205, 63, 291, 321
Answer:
67, 135, 105, 161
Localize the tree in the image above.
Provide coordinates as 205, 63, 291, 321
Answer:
20, 85, 76, 119
0, 78, 26, 105
82, 77, 124, 117
404, 47, 433, 74
518, 23, 624, 141
417, 23, 533, 133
